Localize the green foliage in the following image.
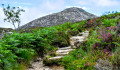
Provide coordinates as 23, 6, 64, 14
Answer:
2, 4, 25, 29
102, 19, 117, 27
62, 49, 89, 69
0, 20, 86, 69
0, 33, 36, 70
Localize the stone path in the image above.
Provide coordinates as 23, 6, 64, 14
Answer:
48, 30, 89, 61
27, 30, 89, 70
26, 58, 64, 70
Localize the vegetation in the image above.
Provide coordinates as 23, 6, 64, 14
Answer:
61, 12, 120, 70
0, 7, 120, 70
0, 18, 86, 70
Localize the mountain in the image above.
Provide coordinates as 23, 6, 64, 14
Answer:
19, 7, 97, 29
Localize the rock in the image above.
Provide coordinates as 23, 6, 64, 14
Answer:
83, 30, 89, 37
0, 30, 5, 39
56, 49, 75, 53
69, 31, 89, 48
94, 59, 112, 70
49, 56, 64, 60
56, 52, 69, 56
70, 36, 85, 48
0, 30, 13, 40
58, 46, 71, 50
19, 7, 96, 29
43, 56, 63, 65
6, 32, 13, 34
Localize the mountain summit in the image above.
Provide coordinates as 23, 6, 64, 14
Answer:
19, 7, 97, 29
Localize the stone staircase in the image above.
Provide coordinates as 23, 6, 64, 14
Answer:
46, 30, 89, 61
48, 46, 74, 60
27, 30, 89, 70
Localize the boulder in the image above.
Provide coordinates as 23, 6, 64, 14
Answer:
94, 59, 112, 70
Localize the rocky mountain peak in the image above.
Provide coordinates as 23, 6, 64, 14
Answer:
19, 7, 97, 29
61, 7, 85, 12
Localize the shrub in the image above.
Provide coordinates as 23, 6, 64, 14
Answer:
102, 19, 117, 27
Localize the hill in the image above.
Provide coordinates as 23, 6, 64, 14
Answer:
0, 9, 120, 70
19, 7, 96, 29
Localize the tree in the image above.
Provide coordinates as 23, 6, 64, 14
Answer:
2, 4, 25, 29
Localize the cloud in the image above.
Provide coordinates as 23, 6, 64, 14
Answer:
20, 3, 33, 6
70, 0, 91, 5
71, 0, 120, 7
40, 0, 65, 11
96, 0, 119, 7
4, 1, 33, 6
20, 7, 48, 26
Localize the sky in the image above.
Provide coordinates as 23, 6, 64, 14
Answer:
0, 0, 120, 28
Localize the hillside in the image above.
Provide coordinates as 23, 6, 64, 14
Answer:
0, 11, 120, 70
19, 7, 96, 29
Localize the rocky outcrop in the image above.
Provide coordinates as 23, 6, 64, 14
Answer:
19, 7, 96, 29
0, 28, 13, 39
0, 31, 13, 40
94, 59, 112, 70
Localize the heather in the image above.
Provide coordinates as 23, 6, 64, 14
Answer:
62, 12, 120, 70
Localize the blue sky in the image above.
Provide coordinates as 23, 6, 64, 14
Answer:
0, 0, 120, 28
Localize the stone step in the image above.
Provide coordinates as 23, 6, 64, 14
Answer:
48, 56, 64, 60
83, 33, 89, 37
76, 39, 85, 42
84, 30, 89, 33
70, 36, 85, 40
56, 52, 69, 56
58, 46, 71, 50
56, 49, 75, 53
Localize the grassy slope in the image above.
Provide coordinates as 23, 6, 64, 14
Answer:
0, 12, 120, 70
62, 13, 120, 70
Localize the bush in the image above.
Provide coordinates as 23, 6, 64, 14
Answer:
102, 19, 117, 27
